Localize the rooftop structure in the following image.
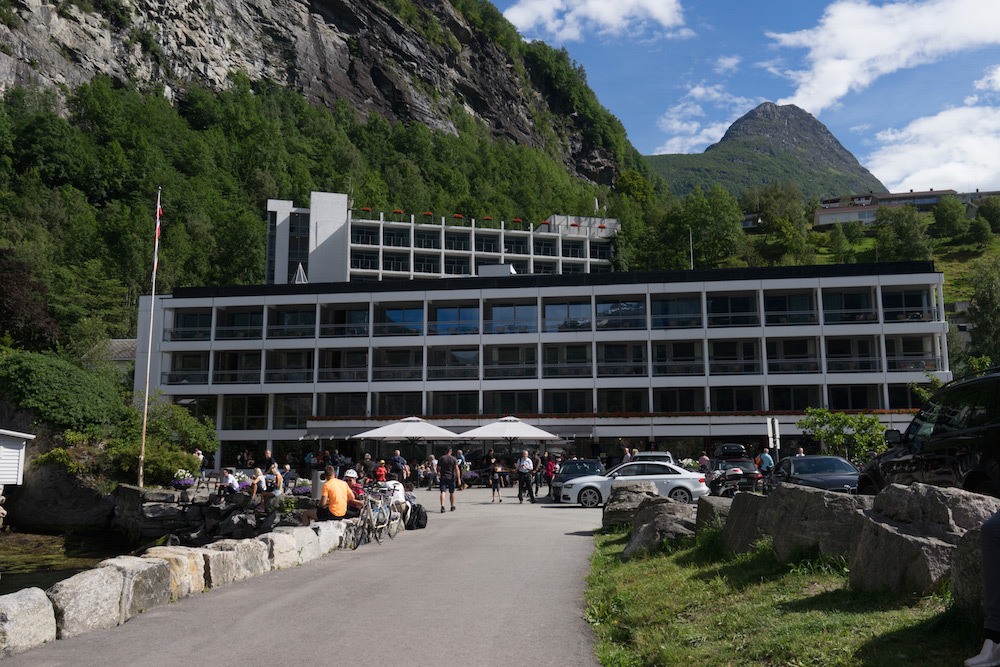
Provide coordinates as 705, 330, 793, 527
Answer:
814, 188, 1000, 228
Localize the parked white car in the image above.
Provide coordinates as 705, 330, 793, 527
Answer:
561, 461, 708, 507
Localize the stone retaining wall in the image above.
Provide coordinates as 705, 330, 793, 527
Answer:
0, 517, 361, 659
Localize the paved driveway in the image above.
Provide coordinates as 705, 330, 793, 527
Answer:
12, 486, 602, 667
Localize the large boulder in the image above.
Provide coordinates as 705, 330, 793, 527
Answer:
199, 547, 241, 589
205, 539, 270, 581
142, 546, 206, 599
759, 485, 873, 562
696, 495, 732, 532
273, 526, 322, 564
849, 513, 954, 594
620, 497, 696, 561
218, 511, 257, 539
721, 492, 768, 555
5, 464, 115, 528
873, 483, 1000, 544
256, 532, 298, 570
313, 520, 347, 554
0, 587, 56, 658
602, 481, 659, 529
98, 556, 171, 622
46, 566, 124, 638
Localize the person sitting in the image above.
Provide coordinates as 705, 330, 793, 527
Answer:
301, 466, 359, 526
248, 467, 266, 500
218, 468, 239, 502
281, 464, 298, 492
256, 463, 283, 511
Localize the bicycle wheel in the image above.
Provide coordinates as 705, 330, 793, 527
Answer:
387, 512, 400, 539
346, 523, 363, 550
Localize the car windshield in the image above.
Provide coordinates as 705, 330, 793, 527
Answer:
791, 457, 858, 475
560, 461, 603, 475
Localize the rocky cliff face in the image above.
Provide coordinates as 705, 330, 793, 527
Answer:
0, 0, 614, 183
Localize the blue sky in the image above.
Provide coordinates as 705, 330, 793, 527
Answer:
492, 0, 1000, 193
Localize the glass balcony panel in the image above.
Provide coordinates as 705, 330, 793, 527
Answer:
319, 323, 370, 337
162, 370, 209, 384
826, 357, 882, 372
652, 361, 704, 376
596, 362, 648, 377
706, 312, 760, 327
764, 310, 818, 325
883, 307, 935, 322
483, 364, 538, 379
264, 369, 314, 383
215, 326, 263, 340
708, 360, 761, 375
426, 366, 480, 380
542, 363, 592, 378
483, 319, 537, 334
317, 368, 368, 382
823, 308, 878, 324
372, 367, 423, 381
164, 327, 211, 341
373, 322, 423, 336
886, 356, 939, 371
651, 314, 703, 329
213, 370, 261, 383
266, 324, 316, 338
766, 359, 821, 373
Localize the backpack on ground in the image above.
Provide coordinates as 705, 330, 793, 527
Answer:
406, 503, 428, 530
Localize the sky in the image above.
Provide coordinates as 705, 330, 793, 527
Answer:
491, 0, 1000, 193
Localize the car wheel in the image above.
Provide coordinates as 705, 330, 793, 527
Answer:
668, 487, 692, 503
578, 487, 602, 508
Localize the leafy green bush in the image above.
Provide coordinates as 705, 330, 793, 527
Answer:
103, 438, 199, 487
32, 447, 81, 474
0, 348, 124, 429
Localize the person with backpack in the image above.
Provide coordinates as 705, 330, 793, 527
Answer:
390, 449, 407, 481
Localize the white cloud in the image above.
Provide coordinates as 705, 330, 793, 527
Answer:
866, 105, 1000, 191
769, 0, 1000, 114
503, 0, 686, 42
849, 123, 871, 133
653, 84, 764, 154
714, 55, 741, 75
974, 65, 1000, 92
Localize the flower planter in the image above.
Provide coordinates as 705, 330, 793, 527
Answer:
171, 479, 195, 490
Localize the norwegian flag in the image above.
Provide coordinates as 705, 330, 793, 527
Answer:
152, 189, 162, 274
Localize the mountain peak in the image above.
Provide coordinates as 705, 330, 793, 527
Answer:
644, 102, 886, 199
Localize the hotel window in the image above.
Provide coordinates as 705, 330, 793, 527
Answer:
222, 396, 267, 430
273, 394, 312, 429
543, 389, 592, 414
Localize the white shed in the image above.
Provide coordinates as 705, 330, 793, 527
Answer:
0, 428, 34, 486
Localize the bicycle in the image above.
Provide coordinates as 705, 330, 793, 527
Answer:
358, 484, 402, 544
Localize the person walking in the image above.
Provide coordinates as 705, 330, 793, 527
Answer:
516, 450, 535, 504
491, 461, 502, 503
756, 447, 775, 474
966, 508, 1000, 666
438, 447, 461, 513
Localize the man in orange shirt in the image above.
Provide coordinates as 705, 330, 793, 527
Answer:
301, 466, 360, 525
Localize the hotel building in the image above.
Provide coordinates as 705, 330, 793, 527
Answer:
136, 192, 951, 463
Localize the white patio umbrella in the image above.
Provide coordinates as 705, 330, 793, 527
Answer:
349, 416, 460, 458
460, 416, 561, 444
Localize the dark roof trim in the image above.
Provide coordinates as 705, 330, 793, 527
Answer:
172, 262, 938, 299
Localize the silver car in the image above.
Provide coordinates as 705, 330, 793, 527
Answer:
561, 461, 708, 507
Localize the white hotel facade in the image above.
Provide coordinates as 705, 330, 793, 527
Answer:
136, 192, 951, 464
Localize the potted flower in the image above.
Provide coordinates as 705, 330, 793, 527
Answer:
292, 479, 312, 496
234, 470, 250, 492
171, 468, 195, 490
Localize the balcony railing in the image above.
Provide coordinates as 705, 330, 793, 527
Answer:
372, 322, 423, 336
883, 307, 935, 322
161, 370, 208, 384
483, 319, 537, 334
542, 362, 592, 378
651, 314, 702, 329
426, 366, 479, 380
266, 324, 316, 338
764, 310, 818, 325
596, 362, 648, 377
484, 364, 537, 379
652, 361, 704, 376
164, 327, 211, 341
823, 308, 878, 324
215, 325, 263, 340
887, 355, 940, 371
213, 370, 261, 384
766, 359, 821, 373
707, 312, 760, 327
542, 317, 592, 332
427, 323, 480, 335
372, 367, 423, 381
708, 360, 761, 375
595, 314, 647, 331
264, 369, 314, 383
319, 323, 370, 337
317, 368, 368, 382
827, 357, 882, 372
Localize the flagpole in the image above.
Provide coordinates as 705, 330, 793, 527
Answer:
139, 188, 162, 489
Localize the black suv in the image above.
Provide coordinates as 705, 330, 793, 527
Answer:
858, 370, 1000, 497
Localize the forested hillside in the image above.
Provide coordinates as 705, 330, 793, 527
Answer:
0, 75, 623, 349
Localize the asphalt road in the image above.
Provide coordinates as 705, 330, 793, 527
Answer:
12, 486, 602, 667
